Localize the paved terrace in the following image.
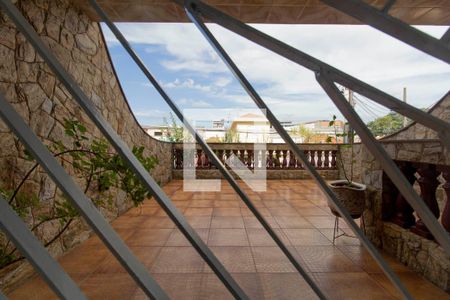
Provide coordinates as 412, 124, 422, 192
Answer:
8, 180, 448, 299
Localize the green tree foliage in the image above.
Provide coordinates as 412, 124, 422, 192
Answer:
221, 128, 240, 143
163, 112, 185, 142
0, 119, 158, 269
367, 112, 403, 137
291, 125, 313, 143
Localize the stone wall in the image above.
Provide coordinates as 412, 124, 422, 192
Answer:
0, 0, 172, 291
356, 92, 450, 291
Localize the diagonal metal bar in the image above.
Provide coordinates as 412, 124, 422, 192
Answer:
381, 0, 396, 13
88, 0, 322, 298
320, 0, 450, 64
184, 4, 412, 299
316, 71, 450, 254
0, 90, 168, 300
0, 193, 86, 299
0, 0, 247, 299
182, 0, 450, 150
441, 28, 450, 46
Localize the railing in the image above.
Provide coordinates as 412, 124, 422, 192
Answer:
382, 161, 450, 239
173, 143, 338, 170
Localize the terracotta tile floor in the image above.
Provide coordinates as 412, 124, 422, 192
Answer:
8, 180, 449, 299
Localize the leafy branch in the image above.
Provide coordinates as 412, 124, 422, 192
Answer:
0, 118, 158, 268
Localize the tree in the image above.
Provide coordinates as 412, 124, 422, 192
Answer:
367, 112, 403, 137
221, 128, 240, 143
291, 125, 313, 143
163, 112, 185, 142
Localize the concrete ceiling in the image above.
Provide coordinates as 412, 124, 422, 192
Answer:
76, 0, 450, 25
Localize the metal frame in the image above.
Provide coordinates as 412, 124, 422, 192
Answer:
184, 0, 450, 252
0, 193, 86, 299
88, 0, 325, 298
320, 0, 450, 64
0, 0, 244, 299
183, 3, 412, 299
0, 92, 168, 300
182, 0, 450, 151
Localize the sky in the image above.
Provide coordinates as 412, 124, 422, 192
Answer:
102, 23, 450, 126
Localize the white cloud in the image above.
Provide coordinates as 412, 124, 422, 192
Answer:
177, 98, 213, 108
133, 109, 167, 118
161, 78, 212, 92
214, 76, 233, 87
103, 22, 449, 122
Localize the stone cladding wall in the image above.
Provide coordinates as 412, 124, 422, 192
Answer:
0, 0, 172, 290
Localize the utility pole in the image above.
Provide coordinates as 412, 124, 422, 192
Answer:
403, 87, 408, 127
345, 88, 355, 143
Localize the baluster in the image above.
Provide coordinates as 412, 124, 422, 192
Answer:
225, 149, 232, 168
257, 150, 263, 169
204, 150, 211, 169
324, 150, 330, 169
311, 150, 315, 167
267, 150, 274, 169
317, 150, 323, 169
217, 149, 224, 166
174, 148, 183, 169
238, 150, 245, 168
411, 164, 440, 239
288, 151, 296, 169
196, 149, 202, 168
390, 162, 417, 228
331, 150, 337, 169
280, 150, 287, 168
274, 150, 281, 169
246, 150, 253, 169
382, 171, 399, 221
441, 167, 450, 234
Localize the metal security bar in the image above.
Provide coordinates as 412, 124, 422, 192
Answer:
0, 93, 168, 300
88, 0, 325, 298
0, 0, 247, 299
182, 0, 450, 151
320, 0, 450, 64
0, 193, 86, 299
183, 0, 450, 254
184, 4, 411, 299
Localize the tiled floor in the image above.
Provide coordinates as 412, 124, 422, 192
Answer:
8, 180, 449, 299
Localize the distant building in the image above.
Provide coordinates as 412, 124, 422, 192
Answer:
141, 125, 169, 140
143, 115, 346, 144
229, 113, 271, 143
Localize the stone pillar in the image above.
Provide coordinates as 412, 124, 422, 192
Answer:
411, 164, 440, 239
390, 162, 417, 228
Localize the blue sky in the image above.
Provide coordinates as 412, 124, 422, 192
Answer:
102, 23, 450, 126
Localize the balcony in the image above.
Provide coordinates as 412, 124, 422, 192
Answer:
0, 0, 449, 298
7, 179, 449, 299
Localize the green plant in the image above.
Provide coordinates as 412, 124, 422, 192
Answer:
327, 115, 355, 184
0, 118, 158, 269
163, 112, 185, 142
291, 125, 313, 143
221, 128, 240, 143
367, 111, 403, 137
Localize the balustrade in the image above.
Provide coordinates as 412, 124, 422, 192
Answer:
382, 161, 450, 240
172, 143, 338, 171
